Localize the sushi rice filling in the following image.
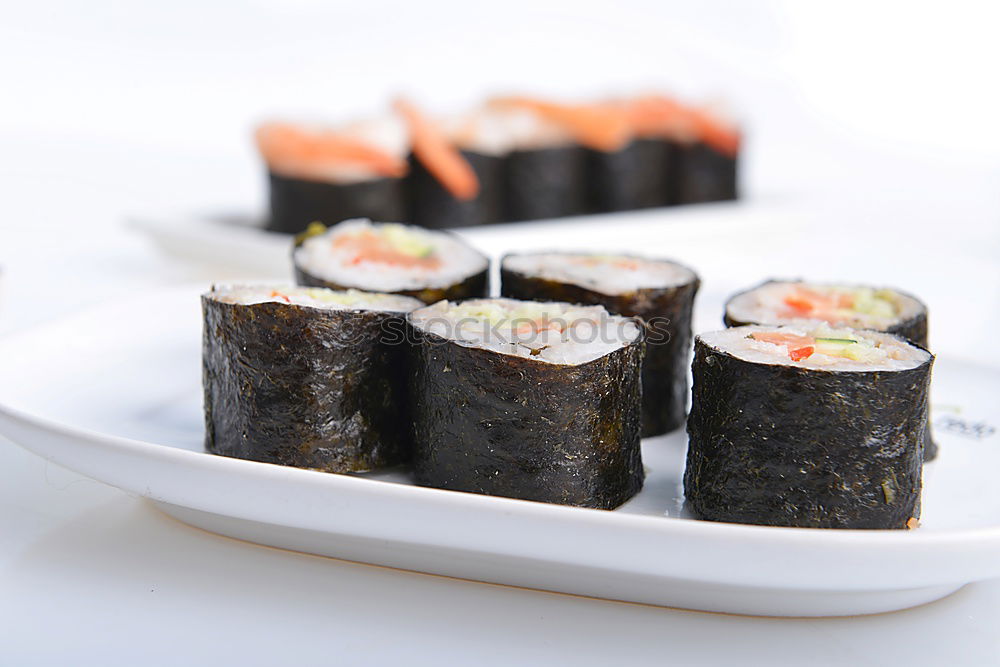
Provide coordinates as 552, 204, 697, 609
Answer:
503, 252, 696, 295
208, 285, 422, 313
294, 219, 488, 292
701, 325, 929, 372
409, 298, 640, 365
727, 282, 922, 331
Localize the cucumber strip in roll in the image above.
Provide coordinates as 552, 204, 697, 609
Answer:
407, 298, 645, 509
202, 285, 422, 473
684, 324, 933, 529
292, 218, 489, 304
501, 252, 699, 436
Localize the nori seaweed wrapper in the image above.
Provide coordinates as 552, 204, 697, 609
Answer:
265, 170, 407, 235
684, 332, 932, 529
723, 280, 937, 460
501, 255, 699, 437
409, 150, 504, 228
504, 145, 589, 221
292, 223, 490, 305
202, 295, 411, 472
671, 142, 738, 205
408, 325, 645, 509
587, 138, 674, 212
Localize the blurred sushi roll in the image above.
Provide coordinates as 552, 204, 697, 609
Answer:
408, 298, 645, 509
685, 324, 933, 529
202, 285, 422, 472
255, 118, 409, 234
398, 100, 504, 228
501, 252, 699, 436
488, 97, 597, 221
670, 104, 741, 204
292, 218, 489, 304
586, 96, 681, 212
724, 280, 937, 460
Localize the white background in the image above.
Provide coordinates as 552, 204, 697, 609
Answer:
1, 1, 999, 664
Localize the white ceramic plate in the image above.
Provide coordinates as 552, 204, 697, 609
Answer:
1, 286, 998, 617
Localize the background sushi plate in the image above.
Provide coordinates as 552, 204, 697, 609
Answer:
0, 285, 998, 618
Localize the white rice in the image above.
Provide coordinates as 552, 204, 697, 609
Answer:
503, 252, 696, 295
294, 219, 489, 292
408, 298, 641, 365
726, 281, 924, 332
207, 284, 422, 313
445, 107, 574, 155
700, 325, 930, 372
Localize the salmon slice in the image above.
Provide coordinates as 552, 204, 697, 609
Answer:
750, 331, 816, 361
491, 96, 633, 152
394, 99, 479, 200
679, 107, 741, 157
621, 95, 688, 138
255, 122, 408, 178
332, 230, 442, 269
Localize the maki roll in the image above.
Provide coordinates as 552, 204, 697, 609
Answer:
488, 98, 606, 221
501, 252, 699, 436
586, 96, 683, 212
408, 298, 645, 509
724, 281, 928, 349
292, 218, 489, 304
685, 324, 933, 529
671, 105, 741, 205
724, 280, 936, 459
202, 285, 422, 472
255, 119, 409, 234
397, 100, 503, 228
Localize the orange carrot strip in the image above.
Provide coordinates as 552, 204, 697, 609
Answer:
492, 96, 632, 152
789, 346, 815, 362
394, 99, 479, 200
255, 122, 408, 178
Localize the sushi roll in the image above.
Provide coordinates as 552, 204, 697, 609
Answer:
202, 285, 422, 472
292, 218, 490, 304
255, 119, 409, 234
488, 98, 611, 221
671, 104, 740, 205
408, 298, 645, 509
724, 280, 928, 349
685, 324, 933, 529
586, 96, 683, 212
397, 100, 504, 228
724, 280, 937, 459
501, 252, 699, 436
